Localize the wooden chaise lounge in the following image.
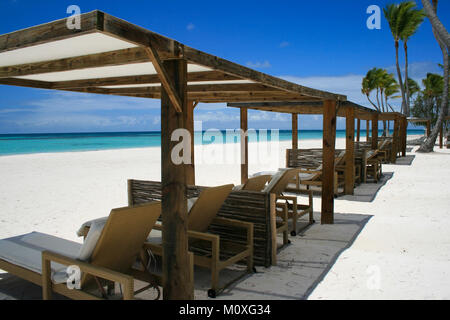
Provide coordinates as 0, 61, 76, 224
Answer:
248, 168, 314, 237
0, 202, 164, 300
143, 184, 254, 298
285, 149, 347, 196
235, 174, 290, 248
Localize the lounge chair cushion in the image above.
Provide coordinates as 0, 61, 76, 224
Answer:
146, 230, 162, 245
0, 232, 81, 284
187, 197, 198, 213
232, 184, 244, 191
76, 217, 108, 237
77, 218, 107, 261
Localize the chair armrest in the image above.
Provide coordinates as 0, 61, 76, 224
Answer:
277, 195, 297, 203
187, 230, 220, 244
298, 169, 322, 175
277, 195, 298, 212
212, 217, 253, 248
41, 250, 135, 299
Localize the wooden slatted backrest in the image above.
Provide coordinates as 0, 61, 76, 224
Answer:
82, 202, 161, 286
188, 184, 234, 233
264, 169, 301, 196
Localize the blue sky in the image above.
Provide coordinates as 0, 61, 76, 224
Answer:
0, 0, 448, 133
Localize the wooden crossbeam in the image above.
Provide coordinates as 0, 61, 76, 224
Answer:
51, 71, 241, 89
0, 47, 162, 78
145, 45, 182, 113
0, 78, 53, 89
94, 83, 281, 95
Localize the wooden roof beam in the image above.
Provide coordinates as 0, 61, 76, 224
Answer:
51, 71, 242, 89
0, 47, 165, 78
144, 45, 182, 113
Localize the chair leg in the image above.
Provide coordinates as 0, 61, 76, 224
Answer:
209, 266, 219, 298
283, 229, 289, 245
246, 251, 254, 273
309, 191, 314, 224
209, 241, 220, 298
42, 254, 52, 300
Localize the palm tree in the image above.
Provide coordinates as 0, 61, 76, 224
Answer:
400, 3, 425, 115
405, 78, 421, 99
417, 0, 449, 152
362, 70, 380, 111
384, 74, 401, 113
411, 73, 444, 126
383, 2, 416, 116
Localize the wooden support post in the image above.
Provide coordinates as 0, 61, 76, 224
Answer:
292, 113, 298, 150
366, 120, 370, 141
371, 114, 378, 150
321, 100, 336, 224
185, 101, 195, 185
426, 121, 431, 137
401, 117, 407, 156
160, 59, 193, 300
356, 118, 360, 142
391, 117, 400, 163
240, 108, 248, 185
440, 124, 443, 149
345, 108, 355, 195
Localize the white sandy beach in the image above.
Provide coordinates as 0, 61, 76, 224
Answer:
1, 135, 450, 299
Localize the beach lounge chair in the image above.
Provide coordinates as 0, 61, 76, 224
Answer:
285, 150, 347, 196
234, 174, 290, 248
144, 184, 254, 298
252, 168, 314, 237
0, 202, 163, 300
365, 150, 382, 183
240, 174, 272, 191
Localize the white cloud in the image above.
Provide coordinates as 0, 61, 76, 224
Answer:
195, 111, 239, 122
23, 91, 160, 113
279, 74, 402, 111
246, 60, 271, 69
186, 23, 195, 31
386, 61, 441, 81
280, 74, 369, 105
279, 41, 290, 48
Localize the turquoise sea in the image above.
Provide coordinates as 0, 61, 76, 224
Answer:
0, 129, 425, 156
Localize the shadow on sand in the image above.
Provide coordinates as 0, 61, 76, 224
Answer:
207, 212, 372, 300
337, 172, 394, 203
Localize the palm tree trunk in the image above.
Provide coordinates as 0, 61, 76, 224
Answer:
421, 0, 450, 50
395, 40, 408, 115
366, 94, 379, 111
404, 41, 411, 116
418, 0, 449, 152
376, 88, 381, 111
380, 90, 387, 136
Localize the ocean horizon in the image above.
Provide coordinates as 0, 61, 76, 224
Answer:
0, 129, 425, 156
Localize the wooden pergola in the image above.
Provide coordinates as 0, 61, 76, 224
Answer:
227, 100, 380, 224
379, 112, 408, 160
0, 10, 346, 299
